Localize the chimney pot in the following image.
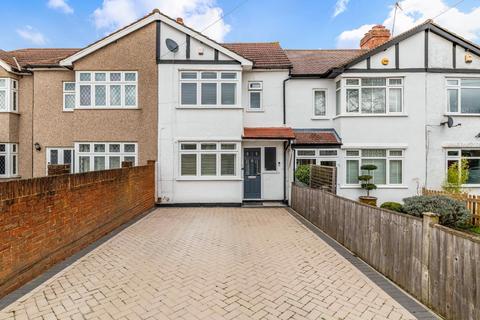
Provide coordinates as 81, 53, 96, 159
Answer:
360, 25, 391, 49
176, 17, 184, 25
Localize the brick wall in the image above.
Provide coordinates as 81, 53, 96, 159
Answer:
0, 162, 155, 297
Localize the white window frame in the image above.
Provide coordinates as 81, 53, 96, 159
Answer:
446, 149, 480, 186
295, 148, 338, 169
247, 81, 263, 112
63, 82, 75, 111
178, 141, 241, 180
179, 71, 240, 108
446, 78, 480, 115
345, 148, 404, 186
0, 143, 18, 178
46, 147, 75, 173
74, 142, 138, 173
312, 89, 327, 118
75, 71, 138, 109
0, 78, 19, 113
342, 78, 404, 115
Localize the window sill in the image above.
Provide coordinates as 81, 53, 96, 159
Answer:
311, 116, 329, 120
176, 177, 242, 181
177, 106, 243, 110
0, 111, 20, 115
263, 170, 279, 174
445, 113, 480, 117
461, 184, 480, 188
340, 185, 408, 189
333, 114, 408, 119
246, 109, 264, 113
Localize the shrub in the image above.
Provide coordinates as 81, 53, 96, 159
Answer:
380, 202, 404, 213
295, 165, 310, 185
403, 195, 472, 228
358, 164, 377, 197
442, 159, 469, 193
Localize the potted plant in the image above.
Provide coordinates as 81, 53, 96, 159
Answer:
358, 164, 378, 206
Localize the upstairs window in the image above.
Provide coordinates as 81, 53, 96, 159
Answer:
76, 72, 137, 109
344, 78, 403, 114
180, 71, 239, 107
447, 78, 480, 114
248, 81, 263, 111
0, 78, 18, 112
313, 89, 327, 117
0, 143, 18, 178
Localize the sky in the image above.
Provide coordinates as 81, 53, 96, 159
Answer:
1, 0, 480, 51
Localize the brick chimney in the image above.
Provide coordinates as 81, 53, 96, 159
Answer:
176, 17, 184, 25
360, 25, 391, 49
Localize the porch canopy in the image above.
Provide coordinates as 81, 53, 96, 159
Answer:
292, 129, 342, 146
243, 127, 296, 140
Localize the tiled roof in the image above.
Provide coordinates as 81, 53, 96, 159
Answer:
285, 49, 367, 76
0, 50, 17, 69
293, 129, 341, 145
8, 48, 80, 67
223, 42, 292, 69
243, 127, 296, 139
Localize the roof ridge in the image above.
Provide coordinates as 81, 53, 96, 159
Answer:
285, 48, 365, 51
223, 41, 280, 45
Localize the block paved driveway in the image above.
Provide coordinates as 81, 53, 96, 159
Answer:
0, 208, 433, 320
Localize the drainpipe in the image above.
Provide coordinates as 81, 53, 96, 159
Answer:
282, 75, 291, 125
282, 73, 291, 203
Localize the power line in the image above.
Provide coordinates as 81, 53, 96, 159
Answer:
431, 0, 467, 20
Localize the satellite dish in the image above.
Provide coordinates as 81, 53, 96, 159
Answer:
166, 38, 179, 53
440, 115, 461, 128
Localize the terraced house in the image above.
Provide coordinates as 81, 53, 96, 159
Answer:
1, 9, 480, 204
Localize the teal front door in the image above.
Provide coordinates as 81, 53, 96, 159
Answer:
244, 148, 261, 199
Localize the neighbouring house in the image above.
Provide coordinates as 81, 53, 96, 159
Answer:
1, 10, 480, 204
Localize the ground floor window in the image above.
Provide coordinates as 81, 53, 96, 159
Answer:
446, 149, 480, 185
75, 142, 137, 173
295, 148, 338, 169
0, 143, 18, 178
46, 147, 74, 173
345, 149, 403, 185
179, 142, 239, 178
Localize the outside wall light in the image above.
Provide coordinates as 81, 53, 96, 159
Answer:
34, 143, 41, 151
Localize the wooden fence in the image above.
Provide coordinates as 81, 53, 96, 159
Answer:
422, 188, 480, 226
309, 165, 336, 194
291, 184, 480, 320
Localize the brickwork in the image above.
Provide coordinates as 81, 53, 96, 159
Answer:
0, 163, 155, 298
47, 164, 71, 176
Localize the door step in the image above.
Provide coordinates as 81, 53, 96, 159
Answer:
242, 201, 287, 208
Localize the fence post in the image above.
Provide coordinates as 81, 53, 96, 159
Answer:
421, 212, 439, 303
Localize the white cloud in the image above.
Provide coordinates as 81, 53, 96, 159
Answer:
47, 0, 74, 14
336, 0, 480, 48
333, 0, 350, 17
92, 0, 231, 42
16, 26, 47, 45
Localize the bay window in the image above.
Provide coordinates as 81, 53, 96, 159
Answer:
345, 149, 403, 186
446, 78, 480, 114
75, 142, 137, 173
0, 143, 18, 178
76, 72, 137, 109
446, 149, 480, 185
0, 78, 18, 112
179, 142, 239, 178
343, 78, 403, 114
180, 71, 239, 107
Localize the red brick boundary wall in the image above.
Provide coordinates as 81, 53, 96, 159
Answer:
0, 162, 155, 298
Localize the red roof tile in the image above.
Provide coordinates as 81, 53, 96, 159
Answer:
7, 48, 80, 67
223, 42, 291, 69
285, 49, 366, 76
293, 130, 341, 145
243, 127, 295, 139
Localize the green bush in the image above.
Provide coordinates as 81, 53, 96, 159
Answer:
403, 195, 472, 228
295, 165, 310, 185
380, 202, 404, 213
